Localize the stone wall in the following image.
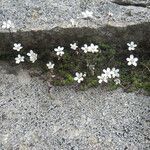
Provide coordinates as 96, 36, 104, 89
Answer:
0, 0, 150, 54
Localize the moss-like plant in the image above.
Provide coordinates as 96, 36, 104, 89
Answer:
1, 40, 149, 94
1, 18, 149, 94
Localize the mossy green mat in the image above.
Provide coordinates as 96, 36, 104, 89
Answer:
0, 42, 149, 94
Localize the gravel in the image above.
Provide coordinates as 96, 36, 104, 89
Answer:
0, 62, 150, 150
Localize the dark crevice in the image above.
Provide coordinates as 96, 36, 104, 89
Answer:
111, 1, 149, 8
0, 22, 150, 56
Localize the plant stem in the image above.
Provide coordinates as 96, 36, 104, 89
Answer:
141, 63, 150, 72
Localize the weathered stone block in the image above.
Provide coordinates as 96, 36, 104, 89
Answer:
0, 0, 150, 54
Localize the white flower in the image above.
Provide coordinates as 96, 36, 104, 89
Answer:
83, 72, 86, 77
81, 44, 89, 53
114, 78, 121, 85
74, 72, 84, 83
103, 68, 112, 78
97, 74, 108, 84
126, 55, 138, 66
111, 68, 120, 78
54, 46, 64, 57
82, 10, 93, 19
70, 43, 78, 50
15, 54, 24, 64
70, 19, 78, 27
2, 20, 14, 29
108, 11, 113, 17
46, 62, 55, 69
127, 41, 137, 51
81, 44, 99, 53
13, 43, 23, 52
88, 43, 99, 53
27, 50, 38, 63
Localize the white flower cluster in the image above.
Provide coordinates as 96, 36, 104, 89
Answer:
13, 42, 99, 70
70, 43, 78, 50
97, 68, 120, 85
46, 62, 55, 69
81, 43, 99, 53
70, 19, 78, 27
14, 43, 24, 64
54, 46, 64, 57
1, 19, 140, 87
70, 10, 94, 27
74, 72, 86, 83
54, 43, 99, 57
127, 41, 137, 51
13, 43, 54, 69
14, 41, 141, 86
13, 43, 38, 64
1, 16, 141, 89
108, 11, 113, 17
13, 43, 23, 51
126, 55, 138, 67
15, 54, 24, 64
73, 68, 120, 85
2, 20, 14, 29
82, 10, 93, 19
27, 50, 38, 63
70, 10, 113, 28
126, 41, 138, 67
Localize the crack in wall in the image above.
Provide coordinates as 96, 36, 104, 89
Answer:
0, 22, 150, 56
111, 0, 149, 8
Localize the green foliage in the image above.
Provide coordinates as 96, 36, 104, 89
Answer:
0, 41, 149, 94
107, 81, 119, 91
52, 71, 74, 86
80, 76, 99, 90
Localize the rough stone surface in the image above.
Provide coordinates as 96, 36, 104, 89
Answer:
0, 0, 150, 31
0, 0, 150, 55
0, 62, 150, 150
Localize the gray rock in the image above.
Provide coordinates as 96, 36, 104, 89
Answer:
0, 0, 150, 55
0, 62, 150, 150
0, 0, 150, 31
